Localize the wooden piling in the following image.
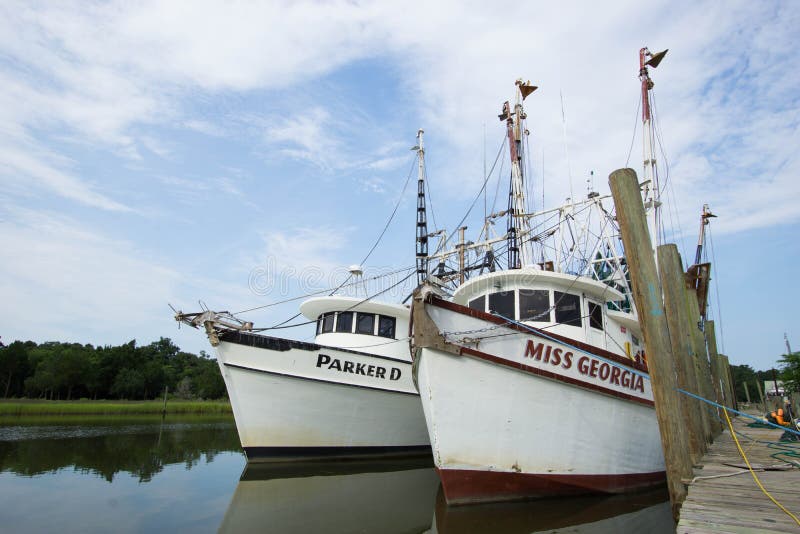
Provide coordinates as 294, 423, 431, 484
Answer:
755, 379, 766, 414
609, 168, 692, 518
685, 287, 718, 440
719, 354, 736, 415
743, 380, 751, 404
658, 243, 705, 462
705, 320, 726, 429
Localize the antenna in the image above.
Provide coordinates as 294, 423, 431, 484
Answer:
560, 91, 574, 203
348, 264, 367, 297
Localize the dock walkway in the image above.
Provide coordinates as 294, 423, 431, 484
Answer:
677, 413, 800, 533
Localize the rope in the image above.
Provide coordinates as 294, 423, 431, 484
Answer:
722, 406, 800, 526
624, 97, 641, 167
234, 266, 415, 315
441, 137, 506, 251
328, 155, 418, 296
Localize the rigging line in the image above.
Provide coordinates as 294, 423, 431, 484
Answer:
651, 92, 686, 253
424, 150, 439, 233
259, 270, 417, 331
490, 137, 508, 217
707, 226, 725, 353
234, 266, 416, 315
329, 154, 418, 296
559, 91, 575, 202
441, 137, 507, 251
624, 97, 641, 167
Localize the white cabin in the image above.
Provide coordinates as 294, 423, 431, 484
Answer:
451, 268, 644, 361
300, 296, 410, 360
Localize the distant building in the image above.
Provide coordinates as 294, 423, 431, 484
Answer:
764, 380, 785, 397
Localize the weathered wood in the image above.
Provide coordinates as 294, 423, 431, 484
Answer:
719, 354, 736, 415
609, 168, 692, 518
677, 410, 800, 533
754, 380, 766, 414
743, 381, 751, 404
659, 243, 706, 462
685, 287, 718, 440
706, 320, 725, 432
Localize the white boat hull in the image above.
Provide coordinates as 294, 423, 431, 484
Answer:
415, 296, 665, 504
216, 331, 431, 461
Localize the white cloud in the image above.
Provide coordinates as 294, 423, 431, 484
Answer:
0, 144, 133, 212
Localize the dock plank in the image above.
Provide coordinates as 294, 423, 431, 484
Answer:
676, 413, 800, 533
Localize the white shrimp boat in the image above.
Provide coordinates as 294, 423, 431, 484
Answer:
411, 54, 671, 504
177, 295, 430, 462
174, 129, 447, 462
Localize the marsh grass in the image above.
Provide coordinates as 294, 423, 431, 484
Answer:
0, 399, 232, 416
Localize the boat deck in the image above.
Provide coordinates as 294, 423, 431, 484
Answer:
677, 410, 800, 533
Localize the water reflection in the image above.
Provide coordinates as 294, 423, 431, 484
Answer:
0, 418, 674, 533
220, 459, 674, 534
219, 457, 439, 533
0, 415, 240, 482
432, 487, 674, 533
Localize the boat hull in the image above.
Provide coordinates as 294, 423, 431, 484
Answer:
216, 331, 431, 462
415, 298, 665, 504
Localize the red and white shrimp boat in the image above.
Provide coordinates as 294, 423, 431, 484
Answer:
411, 56, 671, 504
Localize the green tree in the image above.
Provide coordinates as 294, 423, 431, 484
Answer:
0, 341, 31, 397
111, 368, 146, 399
779, 351, 800, 394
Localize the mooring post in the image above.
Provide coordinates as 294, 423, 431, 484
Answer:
684, 287, 716, 442
686, 288, 722, 443
705, 320, 725, 434
609, 168, 691, 518
755, 380, 766, 414
162, 385, 169, 417
658, 244, 705, 461
743, 381, 751, 405
719, 355, 736, 415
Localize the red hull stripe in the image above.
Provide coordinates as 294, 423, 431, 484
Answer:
437, 467, 666, 505
458, 345, 655, 407
429, 296, 649, 374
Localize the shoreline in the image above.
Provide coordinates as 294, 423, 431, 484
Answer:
0, 399, 232, 416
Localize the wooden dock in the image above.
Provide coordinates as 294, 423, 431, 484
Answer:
677, 412, 800, 533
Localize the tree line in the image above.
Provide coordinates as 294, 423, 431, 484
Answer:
0, 338, 226, 400
730, 350, 800, 403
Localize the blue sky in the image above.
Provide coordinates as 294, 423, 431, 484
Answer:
1, 1, 798, 372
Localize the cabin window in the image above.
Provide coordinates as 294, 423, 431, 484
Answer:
356, 312, 375, 335
632, 335, 640, 346
377, 315, 396, 339
321, 313, 335, 333
554, 292, 582, 326
588, 301, 603, 330
336, 311, 353, 333
468, 295, 485, 312
519, 289, 550, 322
488, 291, 515, 319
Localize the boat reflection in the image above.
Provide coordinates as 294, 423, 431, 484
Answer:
220, 458, 673, 534
432, 485, 674, 533
218, 457, 439, 533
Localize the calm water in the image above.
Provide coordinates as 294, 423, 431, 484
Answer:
0, 417, 675, 533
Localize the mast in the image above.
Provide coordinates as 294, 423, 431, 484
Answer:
639, 47, 668, 257
415, 129, 429, 285
500, 79, 537, 269
694, 204, 716, 264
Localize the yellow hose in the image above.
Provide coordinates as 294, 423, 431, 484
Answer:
723, 407, 800, 527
